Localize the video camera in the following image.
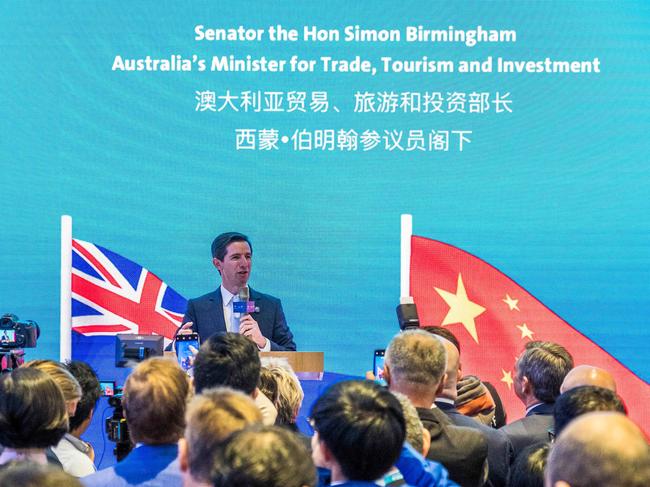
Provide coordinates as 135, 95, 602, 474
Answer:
104, 386, 133, 460
0, 313, 40, 372
0, 313, 39, 349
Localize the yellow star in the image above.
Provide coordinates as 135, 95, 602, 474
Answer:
434, 273, 486, 343
502, 294, 520, 311
501, 369, 514, 389
517, 323, 534, 340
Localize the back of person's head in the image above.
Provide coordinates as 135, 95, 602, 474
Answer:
23, 359, 82, 416
546, 412, 650, 487
0, 461, 83, 487
182, 387, 262, 483
515, 341, 573, 403
213, 425, 316, 487
194, 332, 261, 395
0, 367, 68, 449
310, 380, 405, 482
64, 361, 101, 433
259, 360, 304, 425
553, 386, 626, 437
123, 357, 189, 444
508, 442, 549, 487
385, 329, 447, 388
423, 325, 461, 354
560, 365, 617, 394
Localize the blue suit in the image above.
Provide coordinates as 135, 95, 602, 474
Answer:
82, 444, 181, 487
183, 287, 296, 351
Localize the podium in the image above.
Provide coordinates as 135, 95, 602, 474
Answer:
260, 351, 324, 380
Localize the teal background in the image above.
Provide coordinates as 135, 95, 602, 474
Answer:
2, 1, 649, 381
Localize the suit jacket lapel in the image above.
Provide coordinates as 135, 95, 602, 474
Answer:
209, 287, 227, 332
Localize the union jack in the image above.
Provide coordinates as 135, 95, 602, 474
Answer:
71, 239, 186, 340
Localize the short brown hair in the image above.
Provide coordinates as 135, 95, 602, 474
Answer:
123, 357, 190, 444
185, 387, 262, 482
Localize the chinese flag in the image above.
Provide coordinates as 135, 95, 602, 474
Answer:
410, 235, 650, 435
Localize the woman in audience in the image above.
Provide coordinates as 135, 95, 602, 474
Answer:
259, 359, 304, 428
0, 367, 68, 466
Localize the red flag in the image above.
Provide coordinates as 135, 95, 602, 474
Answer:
410, 235, 650, 435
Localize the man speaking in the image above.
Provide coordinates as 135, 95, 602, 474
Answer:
182, 232, 296, 351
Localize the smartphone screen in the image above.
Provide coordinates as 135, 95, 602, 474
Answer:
176, 333, 200, 374
100, 380, 116, 397
374, 349, 386, 386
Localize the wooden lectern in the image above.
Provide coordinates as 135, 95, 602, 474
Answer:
260, 351, 324, 380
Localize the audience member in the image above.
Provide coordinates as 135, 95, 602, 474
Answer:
259, 359, 304, 427
311, 379, 457, 487
0, 367, 68, 466
384, 330, 488, 487
423, 326, 505, 427
545, 412, 650, 487
193, 332, 277, 425
552, 385, 625, 437
23, 359, 83, 468
433, 336, 513, 487
0, 461, 83, 487
49, 361, 101, 477
83, 357, 189, 487
508, 442, 548, 487
310, 380, 405, 485
23, 359, 82, 417
178, 387, 262, 487
213, 425, 316, 487
559, 365, 616, 394
500, 341, 573, 456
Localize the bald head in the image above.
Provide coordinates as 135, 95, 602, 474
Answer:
546, 412, 650, 487
560, 365, 616, 394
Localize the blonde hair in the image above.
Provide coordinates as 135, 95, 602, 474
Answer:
259, 360, 304, 424
185, 387, 262, 482
123, 357, 190, 444
23, 359, 82, 403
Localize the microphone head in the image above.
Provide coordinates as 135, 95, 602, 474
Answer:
238, 287, 250, 302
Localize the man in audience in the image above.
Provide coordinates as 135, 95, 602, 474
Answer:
500, 341, 573, 456
559, 364, 616, 394
424, 326, 505, 427
178, 387, 263, 487
433, 336, 513, 487
552, 385, 625, 437
193, 332, 277, 424
508, 443, 548, 487
384, 330, 488, 487
83, 358, 190, 487
545, 412, 650, 487
310, 379, 457, 487
51, 361, 102, 477
213, 425, 316, 487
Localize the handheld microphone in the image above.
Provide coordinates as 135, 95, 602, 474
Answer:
234, 287, 259, 313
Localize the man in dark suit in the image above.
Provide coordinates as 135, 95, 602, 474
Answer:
499, 341, 573, 457
182, 232, 296, 351
433, 335, 513, 487
384, 330, 488, 487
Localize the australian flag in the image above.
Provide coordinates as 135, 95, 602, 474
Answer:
70, 239, 186, 380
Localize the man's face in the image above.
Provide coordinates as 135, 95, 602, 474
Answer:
214, 240, 252, 293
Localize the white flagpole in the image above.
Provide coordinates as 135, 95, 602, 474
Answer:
60, 215, 72, 362
400, 214, 413, 302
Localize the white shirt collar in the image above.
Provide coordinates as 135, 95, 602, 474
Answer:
220, 285, 236, 306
